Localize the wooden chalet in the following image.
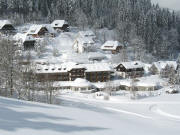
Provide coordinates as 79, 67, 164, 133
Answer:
35, 65, 69, 82
0, 20, 15, 34
51, 20, 69, 32
101, 41, 123, 54
27, 62, 113, 83
115, 61, 144, 78
82, 63, 113, 82
27, 24, 55, 38
14, 33, 36, 50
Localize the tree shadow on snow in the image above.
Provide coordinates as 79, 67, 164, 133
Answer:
0, 98, 107, 133
58, 98, 112, 114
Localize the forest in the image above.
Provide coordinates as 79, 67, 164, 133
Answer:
0, 0, 180, 58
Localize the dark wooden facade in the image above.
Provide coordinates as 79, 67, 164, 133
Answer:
85, 71, 111, 82
36, 72, 69, 82
24, 41, 36, 50
53, 24, 69, 32
0, 24, 16, 35
28, 27, 50, 38
68, 68, 86, 81
116, 64, 144, 78
102, 46, 122, 54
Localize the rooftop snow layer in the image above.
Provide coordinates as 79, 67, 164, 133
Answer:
27, 24, 55, 35
101, 41, 123, 51
78, 30, 95, 38
51, 20, 68, 28
14, 33, 35, 43
82, 63, 113, 72
120, 61, 144, 69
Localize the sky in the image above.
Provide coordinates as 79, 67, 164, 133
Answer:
151, 0, 180, 11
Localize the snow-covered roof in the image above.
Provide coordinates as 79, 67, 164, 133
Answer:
27, 25, 43, 35
27, 24, 55, 35
13, 33, 35, 43
82, 63, 113, 72
44, 24, 56, 34
101, 41, 123, 51
119, 61, 144, 69
76, 37, 95, 45
35, 62, 86, 73
51, 20, 68, 28
153, 61, 177, 72
88, 52, 107, 60
0, 20, 12, 29
67, 64, 86, 71
78, 31, 96, 38
71, 78, 93, 88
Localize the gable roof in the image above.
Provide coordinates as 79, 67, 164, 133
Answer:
101, 41, 123, 51
78, 31, 96, 38
13, 33, 35, 43
34, 62, 86, 74
76, 37, 95, 45
27, 25, 45, 35
51, 20, 68, 28
0, 20, 13, 29
119, 61, 144, 69
27, 24, 55, 35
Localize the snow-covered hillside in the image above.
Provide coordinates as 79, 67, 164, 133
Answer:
0, 96, 180, 135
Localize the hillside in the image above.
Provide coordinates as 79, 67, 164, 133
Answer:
0, 95, 180, 135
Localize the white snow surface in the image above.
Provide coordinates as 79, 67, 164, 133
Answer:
0, 93, 180, 135
71, 78, 92, 87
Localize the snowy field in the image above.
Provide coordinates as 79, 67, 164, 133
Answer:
0, 94, 180, 135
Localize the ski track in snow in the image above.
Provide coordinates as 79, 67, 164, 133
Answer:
105, 107, 152, 119
150, 105, 180, 120
60, 95, 180, 121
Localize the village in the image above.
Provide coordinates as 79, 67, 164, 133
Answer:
0, 19, 179, 100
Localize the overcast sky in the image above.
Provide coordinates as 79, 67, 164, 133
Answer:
151, 0, 180, 10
